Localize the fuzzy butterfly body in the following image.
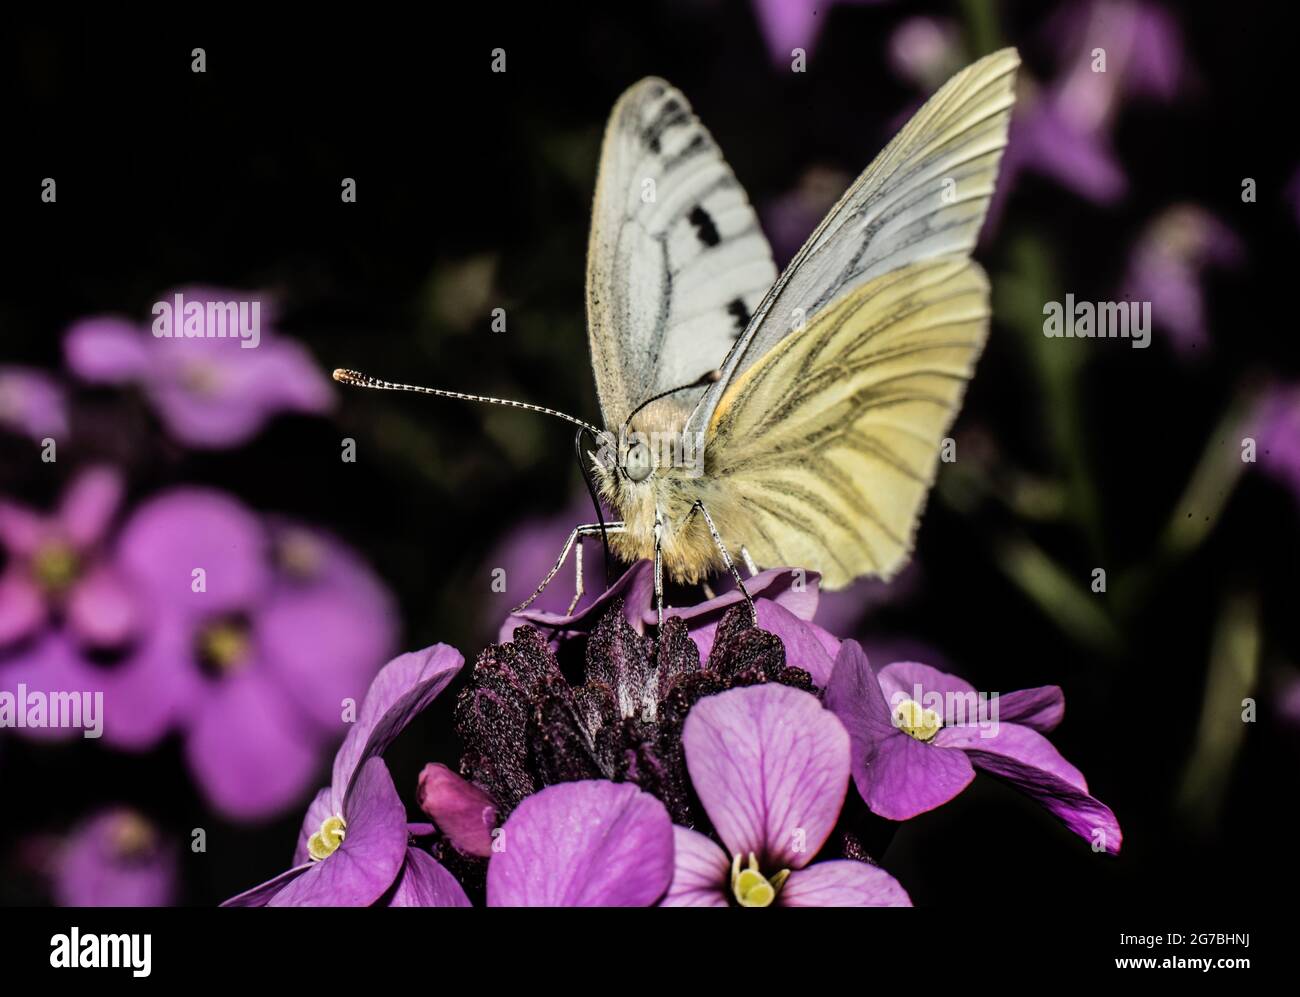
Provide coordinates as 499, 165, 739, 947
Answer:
588, 49, 1020, 589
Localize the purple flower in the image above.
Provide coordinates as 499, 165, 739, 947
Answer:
64, 287, 333, 448
223, 644, 471, 907
0, 466, 135, 652
1251, 384, 1300, 505
987, 1, 1185, 233
0, 367, 69, 442
54, 807, 177, 907
4, 485, 398, 818
824, 641, 1121, 853
752, 0, 881, 70
888, 17, 963, 91
663, 683, 911, 907
486, 780, 674, 906
1120, 205, 1243, 356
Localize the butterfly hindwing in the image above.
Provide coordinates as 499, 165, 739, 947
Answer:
587, 77, 777, 429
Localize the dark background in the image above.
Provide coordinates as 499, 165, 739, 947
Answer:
1, 2, 1295, 906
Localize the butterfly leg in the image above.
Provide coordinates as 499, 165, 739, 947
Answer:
739, 546, 759, 577
653, 509, 665, 630
689, 500, 757, 625
511, 521, 625, 615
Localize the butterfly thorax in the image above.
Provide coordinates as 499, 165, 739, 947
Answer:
592, 440, 748, 586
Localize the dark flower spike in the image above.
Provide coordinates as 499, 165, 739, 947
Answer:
454, 600, 813, 829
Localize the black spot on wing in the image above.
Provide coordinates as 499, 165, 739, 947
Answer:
726, 297, 751, 334
643, 98, 688, 154
688, 205, 721, 247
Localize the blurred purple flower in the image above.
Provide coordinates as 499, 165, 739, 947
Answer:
825, 641, 1122, 853
54, 807, 177, 907
0, 466, 136, 652
1251, 384, 1300, 505
3, 486, 399, 819
762, 166, 851, 267
888, 16, 963, 91
63, 287, 333, 448
1120, 205, 1243, 355
480, 496, 603, 634
0, 367, 69, 442
752, 0, 881, 69
224, 644, 470, 906
664, 683, 911, 906
487, 780, 674, 906
987, 1, 1185, 232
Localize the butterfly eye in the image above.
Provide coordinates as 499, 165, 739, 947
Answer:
623, 441, 654, 482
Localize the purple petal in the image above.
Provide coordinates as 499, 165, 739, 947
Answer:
934, 722, 1121, 853
995, 685, 1065, 731
66, 564, 140, 648
97, 616, 202, 749
221, 863, 312, 907
385, 848, 472, 907
270, 757, 409, 906
0, 366, 69, 440
116, 489, 269, 615
185, 667, 322, 820
749, 601, 838, 686
64, 317, 151, 384
417, 763, 497, 858
657, 566, 822, 637
0, 569, 44, 647
661, 826, 729, 907
825, 641, 975, 820
780, 860, 911, 907
331, 643, 464, 811
682, 684, 850, 868
878, 661, 977, 721
58, 466, 123, 548
486, 781, 674, 907
259, 525, 398, 732
501, 560, 654, 644
0, 498, 46, 555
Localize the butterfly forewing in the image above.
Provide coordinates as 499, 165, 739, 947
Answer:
687, 48, 1019, 438
587, 77, 777, 430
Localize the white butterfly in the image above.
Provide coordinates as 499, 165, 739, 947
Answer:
336, 48, 1020, 625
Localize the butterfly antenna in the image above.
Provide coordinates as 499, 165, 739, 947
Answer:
333, 368, 602, 436
574, 427, 614, 586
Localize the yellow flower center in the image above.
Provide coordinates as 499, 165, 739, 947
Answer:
32, 541, 80, 594
307, 815, 347, 861
277, 530, 323, 581
198, 621, 252, 674
730, 852, 789, 908
893, 698, 942, 742
108, 811, 157, 860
